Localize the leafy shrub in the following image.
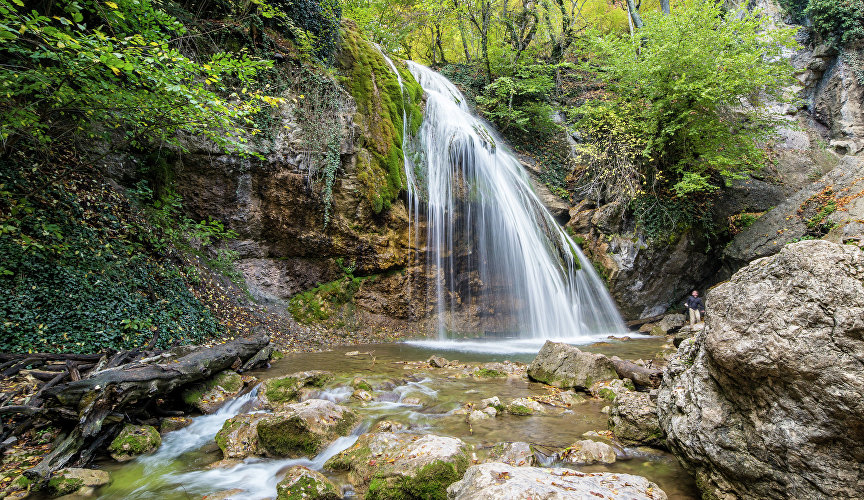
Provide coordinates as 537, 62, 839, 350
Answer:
806, 0, 864, 48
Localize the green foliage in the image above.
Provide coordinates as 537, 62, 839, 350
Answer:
630, 195, 713, 242
0, 0, 275, 153
0, 157, 224, 353
475, 62, 559, 138
264, 0, 343, 61
578, 0, 797, 202
805, 0, 864, 48
287, 259, 374, 325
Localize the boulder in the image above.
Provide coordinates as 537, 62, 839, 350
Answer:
447, 463, 667, 499
46, 468, 111, 497
505, 398, 544, 416
108, 424, 161, 462
658, 241, 864, 499
216, 400, 356, 459
655, 313, 685, 334
527, 341, 618, 390
258, 371, 333, 410
609, 392, 664, 447
557, 439, 616, 465
486, 442, 535, 467
181, 371, 248, 414
257, 399, 358, 458
589, 379, 634, 402
324, 432, 469, 497
160, 416, 193, 434
276, 466, 339, 500
476, 396, 502, 411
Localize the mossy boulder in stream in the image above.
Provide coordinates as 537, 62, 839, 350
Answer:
108, 424, 161, 462
46, 467, 111, 496
527, 341, 618, 390
215, 413, 269, 459
259, 371, 333, 410
610, 391, 664, 448
181, 370, 248, 414
325, 432, 469, 498
276, 466, 340, 500
258, 399, 357, 458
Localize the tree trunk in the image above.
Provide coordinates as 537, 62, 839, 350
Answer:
625, 0, 644, 29
610, 356, 662, 388
661, 0, 670, 14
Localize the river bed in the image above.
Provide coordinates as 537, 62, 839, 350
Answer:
93, 338, 698, 499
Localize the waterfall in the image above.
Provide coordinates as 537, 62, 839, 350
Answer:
380, 57, 625, 341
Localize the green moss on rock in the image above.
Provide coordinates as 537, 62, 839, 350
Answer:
276, 466, 340, 500
336, 20, 424, 214
108, 424, 161, 461
508, 404, 533, 416
366, 456, 469, 500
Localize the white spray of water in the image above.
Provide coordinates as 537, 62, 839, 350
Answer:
377, 55, 626, 341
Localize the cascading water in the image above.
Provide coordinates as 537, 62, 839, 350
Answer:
382, 58, 626, 342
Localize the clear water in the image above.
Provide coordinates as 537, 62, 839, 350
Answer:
93, 339, 696, 500
394, 60, 626, 340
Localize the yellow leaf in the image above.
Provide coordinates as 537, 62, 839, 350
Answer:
105, 1, 118, 8
110, 66, 120, 75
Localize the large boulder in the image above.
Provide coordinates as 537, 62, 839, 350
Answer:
324, 432, 469, 498
527, 341, 618, 390
216, 399, 356, 459
46, 468, 111, 497
609, 391, 664, 447
108, 424, 161, 462
258, 371, 333, 409
257, 399, 357, 458
182, 371, 249, 414
658, 241, 864, 499
276, 466, 340, 500
447, 463, 667, 499
557, 439, 616, 465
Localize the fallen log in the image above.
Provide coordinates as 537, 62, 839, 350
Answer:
610, 356, 662, 388
23, 334, 272, 483
625, 314, 665, 329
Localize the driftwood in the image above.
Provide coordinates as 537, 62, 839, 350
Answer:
0, 335, 272, 484
625, 314, 665, 329
610, 356, 662, 388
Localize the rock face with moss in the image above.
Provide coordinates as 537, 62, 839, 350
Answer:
182, 371, 247, 414
46, 468, 111, 497
257, 399, 358, 458
527, 341, 618, 390
448, 463, 667, 500
276, 466, 340, 500
658, 241, 864, 499
217, 399, 356, 459
324, 432, 469, 497
108, 424, 161, 462
609, 392, 664, 448
259, 371, 333, 410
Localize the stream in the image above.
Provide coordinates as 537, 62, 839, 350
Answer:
92, 338, 698, 499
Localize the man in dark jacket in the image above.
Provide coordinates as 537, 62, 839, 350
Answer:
685, 290, 705, 326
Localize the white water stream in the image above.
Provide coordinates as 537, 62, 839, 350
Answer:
379, 57, 626, 342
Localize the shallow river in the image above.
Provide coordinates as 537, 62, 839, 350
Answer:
93, 338, 699, 499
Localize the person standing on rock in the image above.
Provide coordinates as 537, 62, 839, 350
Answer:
685, 290, 705, 326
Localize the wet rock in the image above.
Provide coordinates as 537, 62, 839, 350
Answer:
276, 466, 339, 500
506, 398, 544, 416
324, 432, 469, 497
654, 314, 685, 335
589, 379, 634, 402
427, 355, 449, 368
108, 424, 161, 462
467, 410, 490, 424
486, 442, 535, 467
610, 391, 664, 448
182, 371, 249, 414
527, 341, 618, 390
350, 389, 373, 401
447, 463, 667, 499
372, 420, 405, 432
202, 489, 244, 500
477, 396, 501, 411
351, 377, 373, 392
257, 399, 358, 458
160, 416, 193, 434
46, 468, 111, 497
557, 439, 616, 465
259, 371, 333, 410
400, 397, 422, 406
658, 241, 864, 499
215, 413, 268, 459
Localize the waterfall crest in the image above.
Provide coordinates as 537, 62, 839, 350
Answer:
387, 58, 626, 340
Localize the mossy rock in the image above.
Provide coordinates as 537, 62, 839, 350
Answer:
260, 371, 333, 409
160, 416, 193, 434
181, 371, 246, 414
351, 377, 373, 392
46, 468, 110, 497
215, 413, 268, 459
257, 399, 357, 458
324, 432, 468, 496
276, 466, 340, 500
473, 368, 506, 378
108, 424, 161, 462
